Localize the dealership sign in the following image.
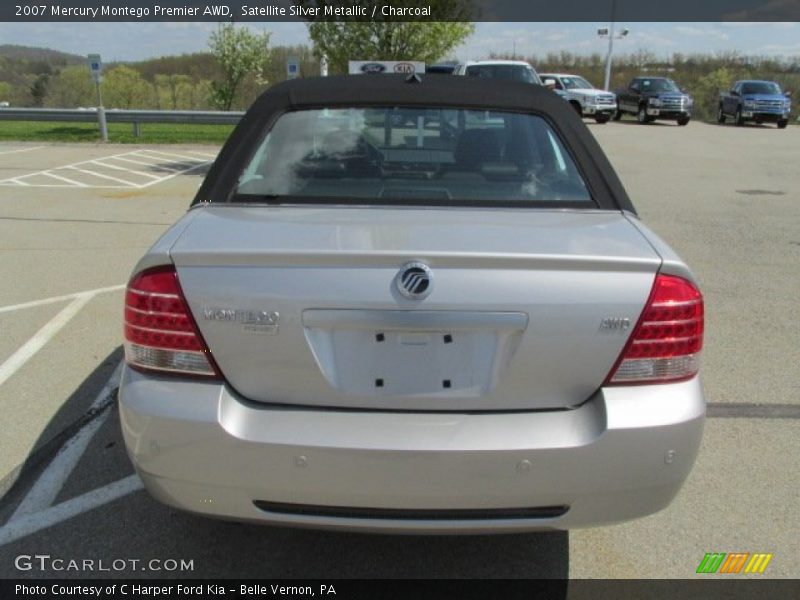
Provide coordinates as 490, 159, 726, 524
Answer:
348, 61, 426, 75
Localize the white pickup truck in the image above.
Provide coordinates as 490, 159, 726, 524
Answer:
540, 73, 617, 123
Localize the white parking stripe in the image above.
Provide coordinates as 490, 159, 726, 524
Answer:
0, 475, 143, 546
0, 183, 129, 189
138, 160, 209, 188
41, 171, 89, 187
131, 151, 203, 167
0, 150, 152, 185
0, 284, 124, 314
0, 149, 211, 189
137, 149, 209, 162
10, 363, 123, 519
111, 155, 178, 170
66, 166, 142, 188
183, 150, 218, 159
0, 295, 93, 389
0, 146, 44, 156
91, 159, 162, 180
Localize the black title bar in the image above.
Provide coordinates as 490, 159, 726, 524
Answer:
3, 0, 800, 22
5, 579, 800, 599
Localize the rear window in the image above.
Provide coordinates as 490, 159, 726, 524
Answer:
465, 64, 540, 84
561, 76, 594, 90
638, 79, 680, 93
234, 107, 593, 207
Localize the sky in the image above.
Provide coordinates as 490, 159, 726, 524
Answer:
0, 22, 798, 63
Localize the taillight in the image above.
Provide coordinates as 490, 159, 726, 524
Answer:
606, 273, 703, 385
124, 265, 219, 378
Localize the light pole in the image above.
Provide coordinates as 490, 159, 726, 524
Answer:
598, 0, 629, 91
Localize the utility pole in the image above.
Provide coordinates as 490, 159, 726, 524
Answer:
599, 0, 629, 91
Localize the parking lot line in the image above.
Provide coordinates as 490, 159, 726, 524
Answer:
184, 150, 218, 159
91, 159, 162, 180
10, 363, 122, 519
0, 146, 44, 156
66, 166, 142, 188
108, 155, 177, 171
0, 149, 212, 189
0, 284, 124, 314
135, 151, 206, 168
0, 295, 93, 389
40, 171, 89, 187
0, 474, 143, 547
4, 178, 30, 186
138, 149, 211, 162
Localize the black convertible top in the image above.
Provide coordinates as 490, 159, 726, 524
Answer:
192, 75, 635, 213
254, 72, 568, 113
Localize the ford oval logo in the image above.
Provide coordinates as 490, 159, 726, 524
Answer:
360, 63, 386, 74
396, 262, 433, 300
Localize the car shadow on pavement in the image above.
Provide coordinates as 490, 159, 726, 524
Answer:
2, 475, 570, 579
0, 346, 123, 505
0, 347, 569, 581
718, 122, 781, 129
611, 120, 680, 126
135, 160, 213, 177
164, 516, 570, 578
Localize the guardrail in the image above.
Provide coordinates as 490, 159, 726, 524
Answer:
0, 108, 244, 137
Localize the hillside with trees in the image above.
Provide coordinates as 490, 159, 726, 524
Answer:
0, 44, 85, 106
1, 37, 797, 123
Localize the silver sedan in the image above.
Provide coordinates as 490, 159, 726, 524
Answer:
119, 74, 704, 533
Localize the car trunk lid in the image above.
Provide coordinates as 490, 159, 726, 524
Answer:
170, 205, 661, 411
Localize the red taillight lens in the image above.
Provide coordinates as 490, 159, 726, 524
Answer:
124, 266, 219, 378
606, 273, 703, 385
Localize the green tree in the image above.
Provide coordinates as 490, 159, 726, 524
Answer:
300, 1, 474, 74
45, 65, 95, 108
103, 65, 152, 108
693, 67, 735, 121
154, 73, 194, 109
29, 73, 49, 107
208, 23, 270, 110
187, 79, 213, 110
265, 45, 319, 83
0, 81, 12, 102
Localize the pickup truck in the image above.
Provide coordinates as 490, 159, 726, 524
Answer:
539, 73, 617, 123
614, 77, 693, 126
453, 60, 542, 84
718, 80, 792, 128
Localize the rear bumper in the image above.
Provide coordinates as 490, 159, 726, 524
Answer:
119, 368, 705, 534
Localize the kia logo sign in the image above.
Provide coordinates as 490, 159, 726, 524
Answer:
393, 63, 415, 74
360, 63, 386, 74
349, 61, 425, 75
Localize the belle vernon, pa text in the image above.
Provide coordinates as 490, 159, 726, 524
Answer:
16, 584, 338, 597
44, 4, 433, 18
